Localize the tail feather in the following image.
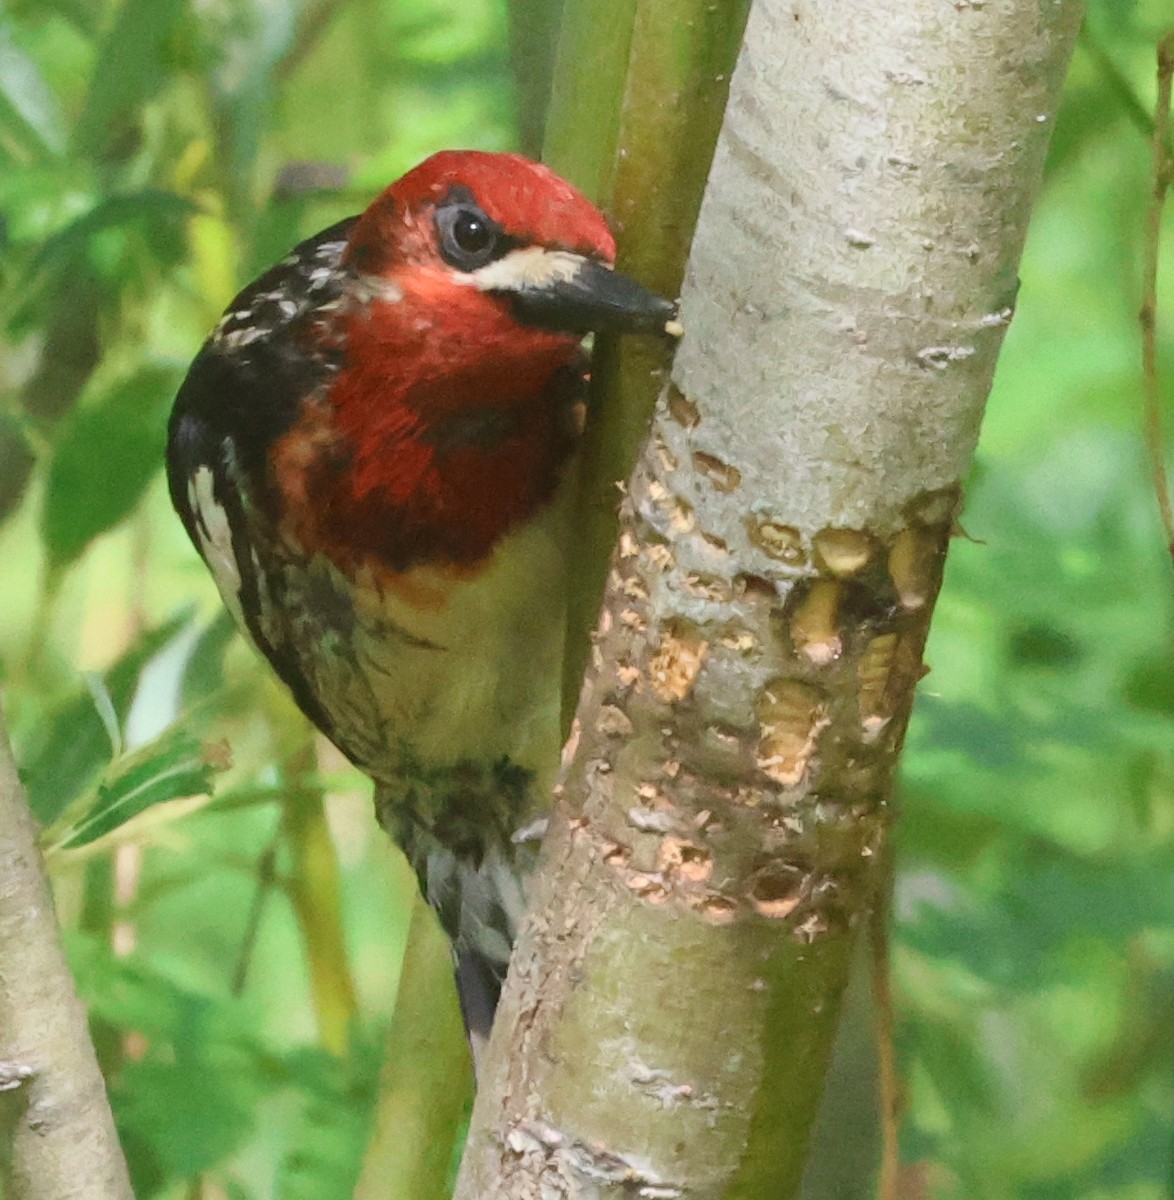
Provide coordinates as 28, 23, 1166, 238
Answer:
374, 774, 536, 1072
454, 947, 503, 1066
409, 840, 531, 1074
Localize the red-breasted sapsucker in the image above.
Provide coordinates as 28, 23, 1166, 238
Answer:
166, 151, 676, 1047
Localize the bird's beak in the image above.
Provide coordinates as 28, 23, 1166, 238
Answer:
473, 247, 679, 338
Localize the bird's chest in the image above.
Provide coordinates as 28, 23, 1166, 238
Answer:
270, 379, 575, 574
265, 475, 575, 789
255, 360, 583, 789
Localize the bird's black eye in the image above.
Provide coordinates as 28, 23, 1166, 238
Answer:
452, 210, 491, 254
436, 203, 500, 272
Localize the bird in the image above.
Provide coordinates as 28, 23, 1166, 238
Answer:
165, 150, 677, 1051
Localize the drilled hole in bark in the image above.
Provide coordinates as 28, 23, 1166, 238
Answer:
748, 518, 806, 565
903, 484, 961, 529
692, 450, 742, 493
747, 865, 805, 919
667, 385, 701, 428
740, 573, 778, 601
888, 525, 947, 611
756, 678, 830, 785
785, 570, 905, 663
682, 572, 736, 603
697, 894, 739, 924
603, 841, 630, 867
813, 527, 875, 577
659, 837, 713, 884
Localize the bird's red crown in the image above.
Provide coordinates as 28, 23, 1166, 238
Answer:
346, 150, 618, 272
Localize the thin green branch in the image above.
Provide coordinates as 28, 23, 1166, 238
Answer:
546, 0, 751, 725
354, 897, 471, 1200
231, 837, 279, 997
1140, 30, 1174, 564
279, 736, 359, 1056
1080, 25, 1161, 145
275, 0, 350, 83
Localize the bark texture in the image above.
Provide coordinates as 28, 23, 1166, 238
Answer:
0, 708, 134, 1200
455, 2, 1085, 1198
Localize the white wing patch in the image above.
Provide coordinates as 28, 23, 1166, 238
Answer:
188, 465, 245, 627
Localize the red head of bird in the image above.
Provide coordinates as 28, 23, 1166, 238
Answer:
266, 149, 676, 575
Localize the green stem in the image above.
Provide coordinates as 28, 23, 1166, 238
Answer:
354, 897, 472, 1200
279, 736, 359, 1056
545, 0, 751, 724
506, 0, 566, 156
1078, 24, 1168, 152
276, 0, 351, 84
1139, 30, 1174, 564
231, 838, 279, 997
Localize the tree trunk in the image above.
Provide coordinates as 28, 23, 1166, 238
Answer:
455, 2, 1085, 1197
0, 708, 135, 1200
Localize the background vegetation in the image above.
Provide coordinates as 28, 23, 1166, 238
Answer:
0, 1, 1171, 1197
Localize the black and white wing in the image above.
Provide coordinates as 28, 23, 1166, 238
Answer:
166, 217, 363, 747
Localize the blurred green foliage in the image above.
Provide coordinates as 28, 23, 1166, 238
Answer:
1, 0, 514, 1195
896, 4, 1174, 1196
0, 0, 1172, 1197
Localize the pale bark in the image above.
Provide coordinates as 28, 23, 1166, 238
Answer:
456, 2, 1084, 1198
0, 706, 134, 1200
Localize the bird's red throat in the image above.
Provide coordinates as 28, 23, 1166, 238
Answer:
271, 280, 582, 581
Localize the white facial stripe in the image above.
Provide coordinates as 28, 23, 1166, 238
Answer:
471, 247, 590, 294
188, 465, 245, 627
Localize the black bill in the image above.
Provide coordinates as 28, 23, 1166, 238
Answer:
495, 253, 678, 338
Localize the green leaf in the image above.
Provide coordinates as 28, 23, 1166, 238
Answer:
72, 0, 188, 159
41, 362, 181, 568
274, 1041, 383, 1200
83, 671, 122, 757
69, 941, 376, 1190
20, 614, 190, 823
15, 189, 196, 323
0, 21, 66, 160
45, 723, 224, 851
122, 1057, 257, 1177
69, 941, 265, 1180
179, 610, 241, 710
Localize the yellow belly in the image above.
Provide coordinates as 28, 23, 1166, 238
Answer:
349, 496, 571, 783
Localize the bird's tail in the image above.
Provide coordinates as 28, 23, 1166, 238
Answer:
373, 762, 540, 1066
415, 836, 530, 1059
